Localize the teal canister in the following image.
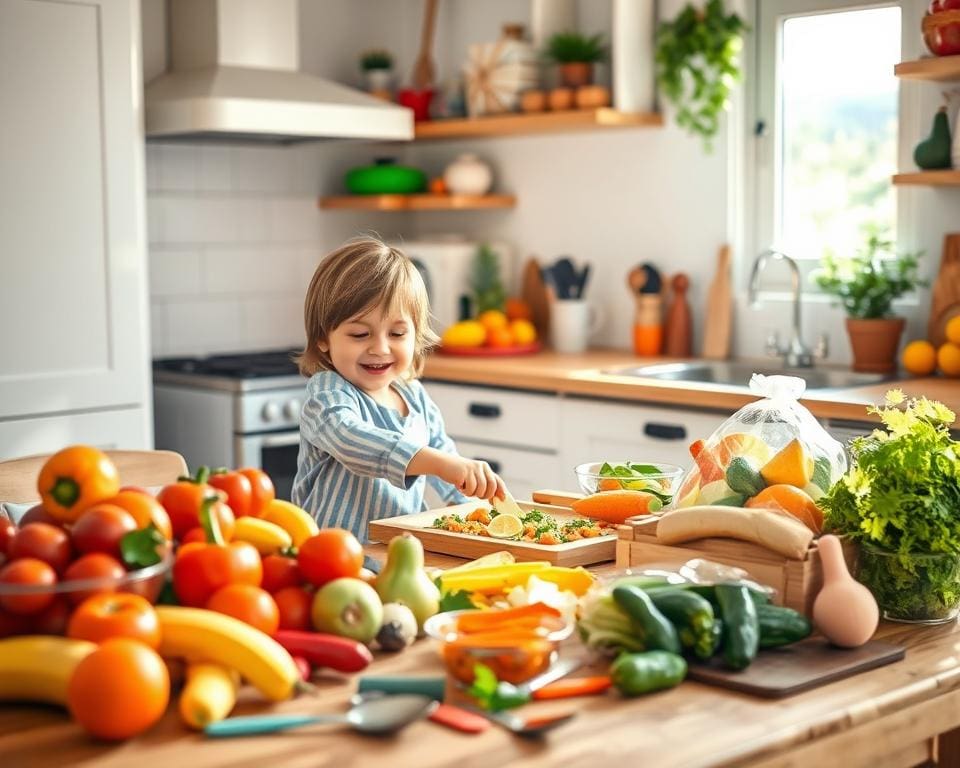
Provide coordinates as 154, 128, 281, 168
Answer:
345, 158, 427, 194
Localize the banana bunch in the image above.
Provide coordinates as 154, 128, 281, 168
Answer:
157, 606, 300, 701
260, 499, 318, 547
232, 516, 292, 555
0, 636, 96, 706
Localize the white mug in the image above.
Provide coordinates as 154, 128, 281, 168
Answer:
550, 299, 604, 354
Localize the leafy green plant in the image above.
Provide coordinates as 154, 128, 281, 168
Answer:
359, 49, 393, 71
546, 31, 607, 63
813, 228, 925, 319
655, 0, 748, 151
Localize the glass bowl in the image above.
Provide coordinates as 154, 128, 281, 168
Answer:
423, 608, 574, 685
574, 461, 684, 499
0, 551, 173, 633
857, 543, 960, 625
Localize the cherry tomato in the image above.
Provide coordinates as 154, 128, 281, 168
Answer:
68, 592, 161, 648
297, 529, 363, 588
206, 583, 279, 635
30, 595, 71, 635
18, 504, 60, 527
172, 540, 262, 607
0, 558, 57, 615
0, 518, 17, 559
208, 470, 253, 518
63, 553, 126, 605
8, 522, 72, 575
67, 638, 169, 741
105, 490, 173, 541
71, 504, 138, 559
237, 468, 275, 517
273, 585, 313, 631
261, 554, 302, 593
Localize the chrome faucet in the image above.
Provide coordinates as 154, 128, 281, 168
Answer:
747, 248, 826, 369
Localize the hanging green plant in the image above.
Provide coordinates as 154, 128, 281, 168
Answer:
655, 0, 749, 151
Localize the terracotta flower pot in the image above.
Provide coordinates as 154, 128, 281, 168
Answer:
558, 62, 593, 88
845, 317, 905, 373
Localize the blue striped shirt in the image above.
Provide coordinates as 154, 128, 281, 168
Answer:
292, 370, 466, 542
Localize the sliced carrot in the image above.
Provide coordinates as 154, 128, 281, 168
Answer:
570, 490, 663, 524
455, 602, 561, 634
532, 675, 612, 700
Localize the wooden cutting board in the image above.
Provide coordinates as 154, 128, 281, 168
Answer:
521, 257, 551, 339
687, 638, 905, 698
702, 245, 732, 359
928, 233, 960, 346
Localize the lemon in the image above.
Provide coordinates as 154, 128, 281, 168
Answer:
946, 316, 960, 345
487, 513, 523, 539
441, 320, 486, 348
901, 340, 937, 376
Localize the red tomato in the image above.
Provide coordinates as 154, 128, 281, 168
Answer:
273, 585, 312, 631
67, 593, 161, 648
30, 595, 72, 635
105, 491, 173, 541
261, 554, 302, 593
0, 518, 17, 559
8, 523, 72, 575
157, 474, 227, 540
71, 504, 138, 559
63, 553, 127, 605
297, 529, 363, 588
172, 540, 262, 607
180, 527, 207, 545
208, 470, 253, 518
0, 558, 57, 615
237, 468, 275, 517
18, 505, 60, 527
206, 583, 279, 635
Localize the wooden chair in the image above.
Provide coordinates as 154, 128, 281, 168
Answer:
0, 449, 188, 504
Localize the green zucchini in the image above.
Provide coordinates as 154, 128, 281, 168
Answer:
612, 585, 682, 654
610, 650, 687, 696
715, 583, 760, 670
646, 588, 717, 660
756, 603, 812, 648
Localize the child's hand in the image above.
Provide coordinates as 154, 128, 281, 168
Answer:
447, 456, 505, 502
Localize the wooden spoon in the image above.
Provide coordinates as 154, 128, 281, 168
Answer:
412, 0, 440, 90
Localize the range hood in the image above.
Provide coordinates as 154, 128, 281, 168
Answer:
145, 0, 413, 144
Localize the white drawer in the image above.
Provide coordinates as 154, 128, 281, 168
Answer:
453, 439, 562, 503
425, 382, 560, 451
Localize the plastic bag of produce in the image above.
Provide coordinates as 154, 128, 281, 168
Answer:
671, 374, 846, 519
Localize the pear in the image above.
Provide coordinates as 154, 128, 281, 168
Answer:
913, 106, 952, 170
375, 533, 440, 632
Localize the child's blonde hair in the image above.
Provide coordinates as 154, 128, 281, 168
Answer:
296, 236, 439, 377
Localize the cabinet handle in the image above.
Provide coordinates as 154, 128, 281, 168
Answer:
468, 403, 501, 419
643, 423, 687, 441
472, 458, 502, 474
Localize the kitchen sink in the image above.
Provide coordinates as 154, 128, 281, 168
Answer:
603, 361, 891, 391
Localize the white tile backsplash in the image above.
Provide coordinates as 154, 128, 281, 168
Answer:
198, 147, 232, 192
240, 295, 305, 349
157, 145, 198, 192
269, 198, 321, 243
149, 248, 203, 297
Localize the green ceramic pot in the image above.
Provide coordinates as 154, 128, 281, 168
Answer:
345, 159, 426, 195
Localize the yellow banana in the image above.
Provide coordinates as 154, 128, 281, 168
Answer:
0, 635, 96, 706
261, 499, 318, 547
179, 662, 239, 730
157, 606, 299, 701
232, 516, 292, 555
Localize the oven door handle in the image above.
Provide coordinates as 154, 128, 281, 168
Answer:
258, 433, 302, 449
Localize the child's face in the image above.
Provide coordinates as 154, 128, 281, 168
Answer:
321, 305, 416, 396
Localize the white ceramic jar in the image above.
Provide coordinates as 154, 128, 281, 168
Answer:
443, 154, 493, 195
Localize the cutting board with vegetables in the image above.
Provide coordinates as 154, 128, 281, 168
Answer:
688, 638, 905, 698
368, 497, 617, 567
928, 233, 960, 346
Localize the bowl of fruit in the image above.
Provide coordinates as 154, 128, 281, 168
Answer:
439, 306, 541, 356
574, 461, 683, 503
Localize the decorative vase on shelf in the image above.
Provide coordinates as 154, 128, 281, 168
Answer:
844, 317, 905, 374
914, 106, 952, 170
364, 68, 394, 93
443, 154, 493, 196
463, 24, 539, 118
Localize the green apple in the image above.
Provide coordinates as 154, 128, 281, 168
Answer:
311, 577, 384, 644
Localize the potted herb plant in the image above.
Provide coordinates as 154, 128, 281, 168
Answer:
359, 49, 395, 94
546, 31, 607, 88
655, 0, 748, 151
813, 229, 925, 374
820, 391, 960, 624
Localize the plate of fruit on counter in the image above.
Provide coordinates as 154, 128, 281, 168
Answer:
438, 306, 542, 357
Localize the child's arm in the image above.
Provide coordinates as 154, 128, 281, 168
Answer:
407, 448, 504, 502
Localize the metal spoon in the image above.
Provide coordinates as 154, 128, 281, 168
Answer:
204, 694, 437, 738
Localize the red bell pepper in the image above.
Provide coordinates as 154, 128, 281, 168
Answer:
158, 467, 235, 541
237, 468, 276, 518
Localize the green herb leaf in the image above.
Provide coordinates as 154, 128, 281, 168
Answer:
468, 663, 498, 706
438, 590, 476, 612
119, 524, 165, 569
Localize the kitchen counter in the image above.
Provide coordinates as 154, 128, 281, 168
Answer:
423, 349, 959, 423
5, 544, 960, 768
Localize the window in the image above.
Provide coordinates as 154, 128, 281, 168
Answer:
754, 1, 901, 285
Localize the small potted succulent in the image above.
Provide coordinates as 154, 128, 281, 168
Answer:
546, 31, 607, 88
820, 391, 960, 624
813, 228, 925, 373
359, 49, 395, 94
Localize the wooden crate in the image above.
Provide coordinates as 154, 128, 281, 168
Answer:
617, 515, 856, 617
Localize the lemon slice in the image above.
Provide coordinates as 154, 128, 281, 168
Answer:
487, 513, 524, 539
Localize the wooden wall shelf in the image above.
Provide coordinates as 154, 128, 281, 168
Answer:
413, 108, 663, 140
892, 170, 960, 186
318, 194, 517, 211
894, 55, 960, 81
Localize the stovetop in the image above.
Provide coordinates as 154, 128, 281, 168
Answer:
153, 349, 305, 393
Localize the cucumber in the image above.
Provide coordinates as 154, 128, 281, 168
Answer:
756, 603, 812, 648
610, 650, 687, 696
715, 583, 760, 670
725, 456, 766, 497
646, 589, 717, 660
612, 585, 682, 654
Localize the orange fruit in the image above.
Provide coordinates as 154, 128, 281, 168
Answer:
509, 319, 537, 345
477, 310, 509, 335
745, 484, 822, 533
487, 326, 516, 348
760, 438, 812, 488
429, 177, 447, 195
714, 432, 772, 465
946, 316, 960, 345
505, 298, 533, 321
901, 340, 937, 376
938, 342, 960, 377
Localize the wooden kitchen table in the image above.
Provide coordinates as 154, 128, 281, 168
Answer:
4, 545, 960, 768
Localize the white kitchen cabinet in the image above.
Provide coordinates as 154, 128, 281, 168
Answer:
451, 440, 561, 503
558, 397, 730, 491
0, 0, 151, 457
